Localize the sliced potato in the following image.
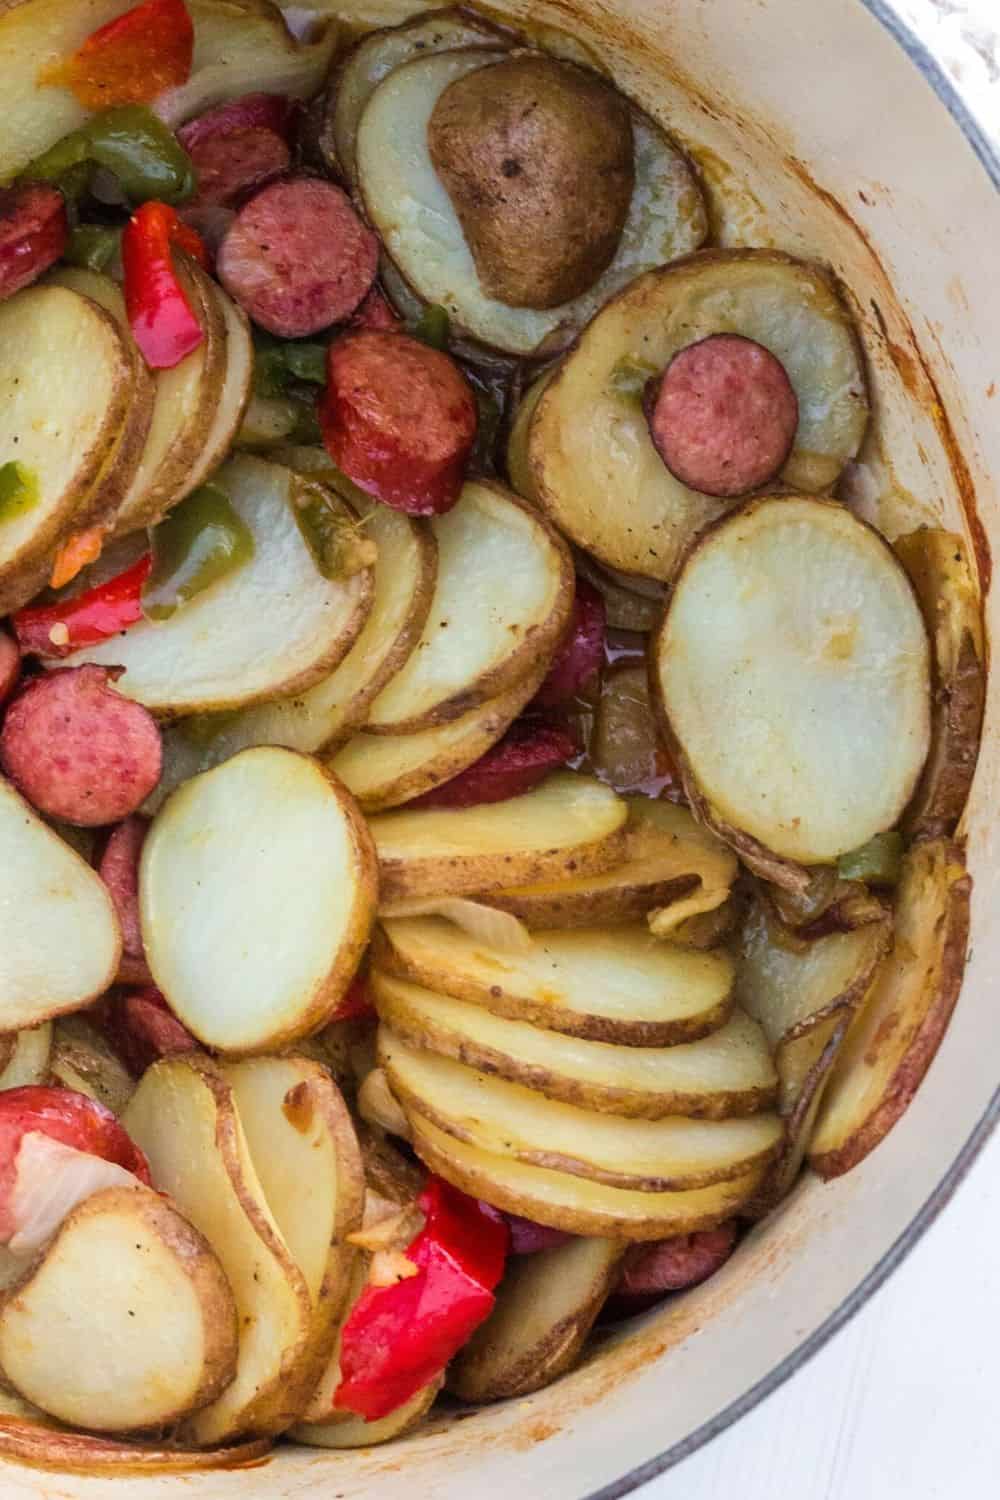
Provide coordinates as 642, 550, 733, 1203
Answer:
381, 1031, 783, 1191
48, 1015, 134, 1115
111, 259, 228, 538
375, 917, 734, 1045
652, 496, 931, 882
155, 0, 338, 126
0, 1184, 238, 1433
123, 1055, 313, 1444
448, 1237, 626, 1403
331, 664, 549, 813
70, 457, 374, 716
326, 8, 503, 184
183, 278, 254, 495
518, 251, 868, 580
371, 770, 628, 902
219, 1057, 365, 1431
895, 528, 985, 837
0, 1025, 52, 1091
141, 748, 377, 1054
737, 902, 892, 1054
365, 481, 573, 734
0, 779, 121, 1031
809, 839, 971, 1178
412, 1115, 763, 1239
750, 1011, 849, 1213
487, 796, 737, 929
290, 1378, 441, 1449
0, 285, 132, 614
372, 973, 778, 1120
149, 494, 435, 809
358, 50, 707, 356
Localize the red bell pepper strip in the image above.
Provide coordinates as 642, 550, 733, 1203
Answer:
39, 0, 194, 111
13, 553, 152, 659
122, 201, 207, 370
334, 1177, 509, 1421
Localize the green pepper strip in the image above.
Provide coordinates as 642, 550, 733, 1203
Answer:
64, 224, 122, 272
23, 105, 195, 207
0, 462, 39, 524
142, 482, 254, 621
410, 304, 450, 350
837, 832, 904, 886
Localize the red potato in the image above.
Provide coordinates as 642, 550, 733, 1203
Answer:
176, 92, 296, 153
408, 720, 577, 809
217, 178, 378, 337
644, 334, 799, 498
102, 988, 198, 1078
0, 183, 68, 303
613, 1223, 737, 1310
0, 630, 19, 706
0, 666, 162, 827
97, 816, 149, 960
533, 578, 607, 708
320, 330, 477, 516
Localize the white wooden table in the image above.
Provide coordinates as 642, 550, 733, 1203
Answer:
644, 4, 1000, 1495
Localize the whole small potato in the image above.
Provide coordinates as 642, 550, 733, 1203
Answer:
428, 54, 634, 310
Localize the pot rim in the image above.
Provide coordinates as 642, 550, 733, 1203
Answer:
583, 4, 1000, 1495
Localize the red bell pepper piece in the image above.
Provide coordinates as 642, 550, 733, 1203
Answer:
13, 554, 152, 658
334, 1177, 509, 1421
122, 201, 207, 369
40, 0, 194, 110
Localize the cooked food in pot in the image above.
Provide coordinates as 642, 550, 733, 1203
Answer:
0, 0, 984, 1472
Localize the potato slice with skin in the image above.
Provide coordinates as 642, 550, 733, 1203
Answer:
0, 1025, 52, 1091
486, 797, 737, 930
182, 278, 254, 499
325, 8, 504, 185
748, 1011, 849, 1215
809, 839, 971, 1179
371, 770, 628, 903
0, 779, 121, 1030
218, 1057, 365, 1429
448, 1236, 626, 1403
290, 1377, 441, 1449
652, 496, 931, 885
372, 973, 778, 1120
0, 1184, 238, 1434
48, 1015, 134, 1115
69, 457, 374, 717
895, 528, 985, 838
142, 748, 378, 1055
412, 1114, 763, 1239
518, 251, 868, 581
123, 1056, 313, 1444
147, 493, 436, 811
111, 259, 228, 538
380, 1030, 783, 1191
331, 661, 550, 813
365, 480, 573, 735
0, 285, 132, 615
358, 50, 707, 357
375, 918, 735, 1046
0, 1422, 271, 1476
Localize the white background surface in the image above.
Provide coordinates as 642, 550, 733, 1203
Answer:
645, 3, 1000, 1494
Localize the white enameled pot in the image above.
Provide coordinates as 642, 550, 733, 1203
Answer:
7, 2, 1000, 1496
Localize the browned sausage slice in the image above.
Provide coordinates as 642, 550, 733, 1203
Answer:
645, 334, 798, 498
320, 329, 477, 514
102, 988, 198, 1077
98, 815, 149, 959
616, 1222, 737, 1306
0, 183, 68, 303
217, 178, 378, 337
0, 666, 162, 826
0, 631, 20, 707
184, 127, 291, 209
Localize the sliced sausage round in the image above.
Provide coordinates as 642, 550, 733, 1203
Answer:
645, 334, 799, 498
184, 126, 291, 209
533, 577, 607, 708
0, 665, 162, 826
98, 815, 149, 959
0, 183, 68, 304
615, 1223, 737, 1307
320, 329, 477, 515
0, 631, 20, 707
410, 718, 576, 809
176, 92, 295, 154
217, 178, 378, 337
103, 988, 198, 1077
